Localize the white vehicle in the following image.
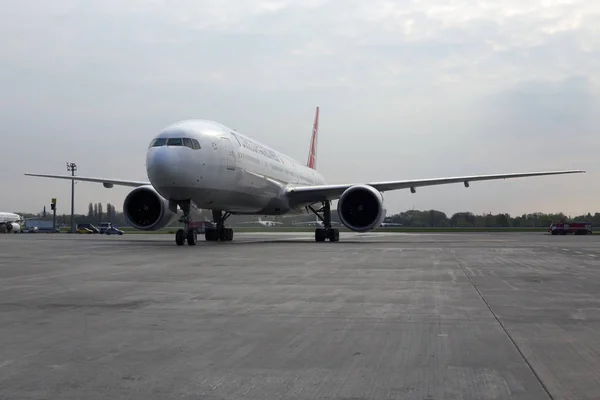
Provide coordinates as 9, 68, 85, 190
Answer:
0, 212, 23, 233
25, 107, 584, 246
98, 222, 112, 234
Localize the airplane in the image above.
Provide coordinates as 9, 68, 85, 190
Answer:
0, 212, 24, 233
0, 208, 50, 233
293, 216, 340, 227
238, 217, 282, 227
25, 107, 585, 246
379, 221, 402, 227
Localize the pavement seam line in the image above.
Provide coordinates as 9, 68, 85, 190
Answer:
449, 249, 555, 400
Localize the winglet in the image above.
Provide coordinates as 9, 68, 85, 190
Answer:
307, 106, 319, 170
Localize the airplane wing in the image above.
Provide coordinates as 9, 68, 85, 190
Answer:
286, 170, 585, 205
24, 173, 150, 188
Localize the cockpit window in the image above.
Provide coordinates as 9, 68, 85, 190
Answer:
167, 138, 183, 146
150, 137, 200, 149
150, 138, 167, 147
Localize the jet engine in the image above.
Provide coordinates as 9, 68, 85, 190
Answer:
6, 222, 20, 233
123, 185, 176, 231
337, 184, 386, 232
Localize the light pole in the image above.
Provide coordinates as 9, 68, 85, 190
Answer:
66, 162, 77, 233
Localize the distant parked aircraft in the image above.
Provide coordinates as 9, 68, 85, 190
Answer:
238, 217, 282, 227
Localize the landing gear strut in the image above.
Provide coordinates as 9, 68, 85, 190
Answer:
308, 200, 339, 242
175, 200, 197, 246
205, 210, 234, 241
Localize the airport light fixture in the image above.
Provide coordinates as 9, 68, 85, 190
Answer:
66, 162, 77, 233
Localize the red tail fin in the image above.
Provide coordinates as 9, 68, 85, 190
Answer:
307, 106, 319, 170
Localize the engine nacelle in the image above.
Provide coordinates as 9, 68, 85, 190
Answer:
6, 222, 20, 233
337, 184, 386, 232
123, 185, 176, 231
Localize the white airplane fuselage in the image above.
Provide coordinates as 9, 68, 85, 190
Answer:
146, 119, 324, 216
0, 212, 23, 233
0, 212, 21, 222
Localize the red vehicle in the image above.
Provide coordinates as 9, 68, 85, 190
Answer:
549, 222, 592, 235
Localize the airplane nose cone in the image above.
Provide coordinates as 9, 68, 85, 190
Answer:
146, 148, 181, 194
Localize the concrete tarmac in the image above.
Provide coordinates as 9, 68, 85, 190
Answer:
2, 231, 600, 399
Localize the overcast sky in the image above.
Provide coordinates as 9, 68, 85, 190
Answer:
1, 0, 598, 217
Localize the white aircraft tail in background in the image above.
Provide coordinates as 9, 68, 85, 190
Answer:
25, 106, 585, 246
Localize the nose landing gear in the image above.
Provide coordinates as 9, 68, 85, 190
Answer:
175, 200, 197, 246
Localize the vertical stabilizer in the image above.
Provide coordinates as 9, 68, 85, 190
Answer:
307, 106, 319, 170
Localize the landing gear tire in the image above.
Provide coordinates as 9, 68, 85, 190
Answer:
222, 228, 233, 241
186, 229, 197, 245
315, 228, 326, 242
315, 228, 339, 242
205, 227, 233, 241
175, 229, 185, 246
329, 228, 339, 242
176, 228, 197, 246
205, 228, 216, 241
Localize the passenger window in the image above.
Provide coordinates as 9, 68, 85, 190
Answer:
183, 138, 193, 148
150, 138, 167, 147
191, 139, 201, 149
167, 138, 183, 146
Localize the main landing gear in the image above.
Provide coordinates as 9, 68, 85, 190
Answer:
308, 200, 339, 242
175, 200, 197, 246
204, 210, 234, 242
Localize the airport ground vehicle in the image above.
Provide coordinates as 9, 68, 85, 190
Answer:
98, 222, 113, 234
25, 107, 585, 246
549, 222, 592, 235
76, 223, 99, 233
104, 226, 124, 235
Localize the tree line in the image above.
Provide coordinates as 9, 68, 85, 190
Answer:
15, 202, 600, 228
383, 210, 600, 228
87, 202, 119, 225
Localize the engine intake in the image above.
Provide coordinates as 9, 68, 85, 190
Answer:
337, 184, 385, 232
6, 222, 20, 233
123, 185, 175, 230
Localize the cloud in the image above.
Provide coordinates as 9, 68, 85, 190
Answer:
481, 75, 599, 128
1, 0, 599, 216
4, 0, 598, 89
